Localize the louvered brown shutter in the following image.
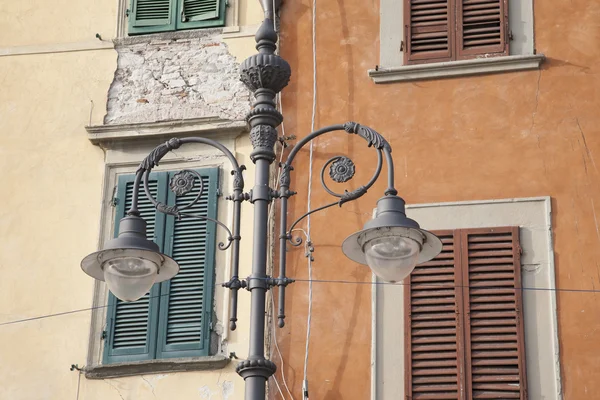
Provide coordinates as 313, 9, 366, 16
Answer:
404, 0, 455, 65
405, 230, 466, 399
456, 0, 509, 59
460, 227, 527, 399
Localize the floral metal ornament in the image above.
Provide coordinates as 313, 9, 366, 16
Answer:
170, 170, 196, 196
329, 156, 355, 183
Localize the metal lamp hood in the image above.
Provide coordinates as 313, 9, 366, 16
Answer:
80, 215, 179, 296
342, 195, 442, 268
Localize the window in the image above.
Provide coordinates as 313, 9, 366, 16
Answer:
128, 0, 226, 35
373, 197, 561, 400
405, 0, 508, 65
103, 168, 219, 364
405, 227, 527, 399
370, 0, 543, 83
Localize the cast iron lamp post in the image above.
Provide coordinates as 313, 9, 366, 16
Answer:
81, 2, 442, 399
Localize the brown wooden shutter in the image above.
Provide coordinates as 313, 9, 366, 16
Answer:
460, 227, 527, 399
404, 0, 455, 65
456, 0, 509, 60
405, 230, 466, 399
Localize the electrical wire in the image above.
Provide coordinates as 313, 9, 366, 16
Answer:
270, 290, 296, 400
1, 280, 597, 328
302, 0, 318, 398
267, 5, 295, 396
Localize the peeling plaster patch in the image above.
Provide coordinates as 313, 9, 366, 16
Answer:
221, 381, 234, 399
199, 385, 213, 399
523, 263, 541, 273
105, 31, 251, 125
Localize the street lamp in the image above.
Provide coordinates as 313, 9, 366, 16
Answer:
80, 3, 442, 399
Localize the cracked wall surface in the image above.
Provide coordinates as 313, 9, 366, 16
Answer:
105, 30, 251, 125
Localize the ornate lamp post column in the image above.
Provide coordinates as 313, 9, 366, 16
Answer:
80, 2, 443, 399
235, 6, 291, 398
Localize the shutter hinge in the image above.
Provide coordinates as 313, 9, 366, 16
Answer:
400, 40, 404, 52
125, 9, 130, 17
181, 10, 188, 22
508, 29, 514, 41
110, 185, 118, 207
217, 188, 223, 197
101, 330, 107, 340
518, 245, 523, 255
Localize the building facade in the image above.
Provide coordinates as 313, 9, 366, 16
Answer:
274, 0, 600, 399
0, 1, 265, 399
2, 0, 600, 399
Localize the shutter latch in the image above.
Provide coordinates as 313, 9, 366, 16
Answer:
181, 10, 188, 22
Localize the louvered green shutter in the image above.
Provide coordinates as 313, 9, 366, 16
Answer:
103, 172, 168, 363
156, 168, 219, 358
128, 0, 177, 35
177, 0, 226, 30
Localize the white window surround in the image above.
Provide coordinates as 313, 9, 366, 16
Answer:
372, 197, 562, 400
84, 118, 249, 378
370, 0, 544, 83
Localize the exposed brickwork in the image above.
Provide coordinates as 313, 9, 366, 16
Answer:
105, 30, 251, 124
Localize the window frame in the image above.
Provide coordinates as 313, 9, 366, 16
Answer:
83, 121, 247, 377
102, 168, 219, 365
128, 0, 227, 36
116, 0, 242, 38
371, 0, 542, 83
371, 197, 561, 400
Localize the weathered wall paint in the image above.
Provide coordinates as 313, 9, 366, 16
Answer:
275, 0, 600, 399
105, 31, 253, 125
0, 1, 263, 399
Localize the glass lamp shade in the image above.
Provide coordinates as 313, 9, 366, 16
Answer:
364, 236, 420, 282
103, 257, 159, 302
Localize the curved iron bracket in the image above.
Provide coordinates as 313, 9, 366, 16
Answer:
127, 136, 246, 331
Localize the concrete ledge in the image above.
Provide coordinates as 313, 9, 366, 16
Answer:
85, 355, 230, 379
368, 54, 545, 83
86, 117, 248, 148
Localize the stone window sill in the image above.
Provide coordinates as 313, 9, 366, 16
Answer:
367, 54, 545, 84
84, 355, 230, 379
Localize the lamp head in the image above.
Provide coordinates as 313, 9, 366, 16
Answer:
342, 196, 442, 282
81, 215, 179, 301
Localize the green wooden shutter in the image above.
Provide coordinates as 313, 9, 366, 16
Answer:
128, 0, 177, 35
103, 172, 168, 363
177, 0, 226, 30
156, 168, 219, 358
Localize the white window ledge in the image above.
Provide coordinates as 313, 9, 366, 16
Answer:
84, 355, 230, 379
85, 117, 247, 148
368, 54, 545, 84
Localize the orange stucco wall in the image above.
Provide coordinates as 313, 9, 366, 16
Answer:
273, 0, 600, 398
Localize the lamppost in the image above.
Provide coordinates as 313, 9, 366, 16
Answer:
80, 2, 442, 399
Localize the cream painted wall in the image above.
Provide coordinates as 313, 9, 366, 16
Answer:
0, 0, 265, 399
